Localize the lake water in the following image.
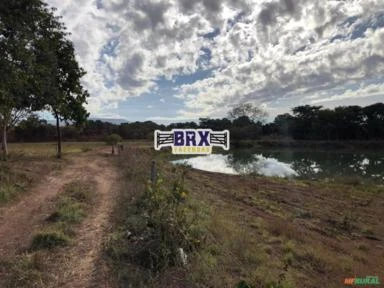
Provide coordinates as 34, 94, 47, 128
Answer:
172, 149, 384, 182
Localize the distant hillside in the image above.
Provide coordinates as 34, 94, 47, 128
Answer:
47, 118, 129, 126
88, 118, 129, 125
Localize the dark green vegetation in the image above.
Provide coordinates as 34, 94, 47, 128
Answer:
0, 1, 88, 160
221, 148, 384, 182
271, 103, 384, 140
6, 103, 384, 147
107, 145, 384, 288
105, 133, 123, 155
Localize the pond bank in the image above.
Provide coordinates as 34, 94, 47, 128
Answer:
107, 146, 384, 288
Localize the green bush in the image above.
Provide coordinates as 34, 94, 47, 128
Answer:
31, 231, 70, 250
56, 197, 86, 223
133, 168, 203, 272
236, 280, 252, 288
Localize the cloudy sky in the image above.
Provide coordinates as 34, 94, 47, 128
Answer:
46, 0, 384, 123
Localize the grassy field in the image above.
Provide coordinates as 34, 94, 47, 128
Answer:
1, 142, 383, 287
8, 142, 105, 157
0, 142, 103, 205
107, 145, 384, 288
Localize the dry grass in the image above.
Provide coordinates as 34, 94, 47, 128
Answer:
0, 142, 103, 205
1, 179, 97, 287
146, 150, 384, 288
8, 142, 104, 158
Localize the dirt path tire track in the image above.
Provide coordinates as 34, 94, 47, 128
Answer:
51, 153, 119, 288
0, 156, 92, 259
0, 149, 120, 288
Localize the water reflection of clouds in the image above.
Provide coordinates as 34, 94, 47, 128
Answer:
239, 155, 298, 177
172, 151, 384, 181
172, 154, 298, 178
172, 155, 238, 175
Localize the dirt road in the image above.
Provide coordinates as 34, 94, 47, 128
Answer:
0, 149, 119, 287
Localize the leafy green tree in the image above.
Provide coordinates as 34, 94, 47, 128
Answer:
291, 105, 322, 139
199, 118, 231, 130
0, 1, 88, 159
334, 106, 365, 140
274, 113, 294, 137
0, 0, 45, 159
363, 103, 384, 139
105, 134, 123, 155
33, 14, 89, 158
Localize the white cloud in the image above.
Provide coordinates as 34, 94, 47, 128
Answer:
46, 0, 384, 119
310, 82, 384, 104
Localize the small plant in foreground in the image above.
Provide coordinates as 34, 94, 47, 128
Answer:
133, 167, 204, 272
4, 253, 47, 288
236, 280, 252, 288
31, 230, 70, 250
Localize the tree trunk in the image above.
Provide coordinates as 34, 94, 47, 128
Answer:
1, 125, 8, 161
112, 145, 115, 155
56, 115, 62, 159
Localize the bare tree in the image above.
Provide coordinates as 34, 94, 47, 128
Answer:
228, 103, 268, 123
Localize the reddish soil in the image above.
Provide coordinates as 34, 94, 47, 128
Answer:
0, 148, 120, 287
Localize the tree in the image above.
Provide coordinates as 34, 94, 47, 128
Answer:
0, 0, 45, 159
14, 113, 55, 142
105, 134, 122, 155
274, 113, 294, 137
0, 1, 87, 159
334, 106, 365, 140
363, 103, 384, 139
33, 15, 89, 158
291, 105, 322, 139
0, 109, 29, 159
228, 103, 268, 123
199, 118, 231, 131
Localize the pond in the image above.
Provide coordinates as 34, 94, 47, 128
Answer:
172, 149, 384, 182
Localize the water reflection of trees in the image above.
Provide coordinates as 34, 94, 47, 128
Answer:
227, 150, 256, 174
226, 149, 384, 181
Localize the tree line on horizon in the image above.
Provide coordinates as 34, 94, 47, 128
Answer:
8, 102, 384, 143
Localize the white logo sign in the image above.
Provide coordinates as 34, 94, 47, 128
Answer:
154, 129, 230, 154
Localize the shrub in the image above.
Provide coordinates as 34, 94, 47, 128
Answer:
105, 134, 123, 154
236, 280, 252, 288
31, 231, 70, 250
132, 168, 203, 272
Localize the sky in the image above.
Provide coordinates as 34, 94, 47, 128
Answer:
45, 0, 384, 123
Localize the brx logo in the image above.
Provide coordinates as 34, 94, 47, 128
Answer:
154, 129, 230, 154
